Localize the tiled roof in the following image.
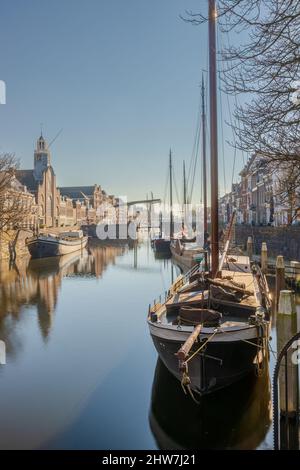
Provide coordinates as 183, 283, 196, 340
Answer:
59, 186, 95, 200
15, 170, 38, 191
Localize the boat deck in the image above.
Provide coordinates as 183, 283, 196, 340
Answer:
215, 269, 259, 309
167, 290, 207, 309
151, 269, 259, 321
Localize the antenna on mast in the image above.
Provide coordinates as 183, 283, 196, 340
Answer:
48, 128, 63, 149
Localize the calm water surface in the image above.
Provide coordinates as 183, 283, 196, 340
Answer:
0, 239, 286, 449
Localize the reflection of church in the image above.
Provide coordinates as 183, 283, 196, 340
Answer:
0, 244, 125, 347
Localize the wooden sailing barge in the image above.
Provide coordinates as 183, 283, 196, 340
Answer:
147, 0, 272, 397
26, 230, 88, 259
148, 251, 271, 395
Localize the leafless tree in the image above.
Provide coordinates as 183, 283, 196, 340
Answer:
0, 153, 33, 234
183, 0, 300, 221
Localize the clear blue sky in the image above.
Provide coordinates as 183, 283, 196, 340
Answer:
0, 0, 245, 201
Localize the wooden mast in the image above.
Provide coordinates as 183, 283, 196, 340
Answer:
182, 160, 187, 233
201, 74, 208, 237
169, 149, 174, 238
183, 160, 187, 207
208, 0, 219, 277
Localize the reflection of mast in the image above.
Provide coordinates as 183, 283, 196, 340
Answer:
159, 211, 163, 238
134, 242, 138, 269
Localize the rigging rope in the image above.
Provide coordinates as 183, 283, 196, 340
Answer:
187, 86, 202, 204
217, 24, 246, 191
188, 119, 201, 203
163, 163, 169, 204
172, 166, 181, 206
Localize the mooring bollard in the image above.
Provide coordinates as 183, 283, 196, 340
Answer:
277, 290, 298, 417
261, 242, 268, 274
278, 290, 296, 316
247, 236, 253, 261
276, 255, 285, 304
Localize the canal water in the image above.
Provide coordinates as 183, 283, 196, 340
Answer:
0, 238, 281, 449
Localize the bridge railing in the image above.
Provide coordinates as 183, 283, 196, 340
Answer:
273, 331, 300, 450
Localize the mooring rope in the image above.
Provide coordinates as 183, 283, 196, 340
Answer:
180, 364, 200, 405
180, 322, 270, 402
186, 329, 219, 364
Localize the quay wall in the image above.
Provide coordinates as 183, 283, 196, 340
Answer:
0, 230, 31, 260
234, 225, 300, 261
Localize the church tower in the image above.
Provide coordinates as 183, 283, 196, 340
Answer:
34, 134, 51, 181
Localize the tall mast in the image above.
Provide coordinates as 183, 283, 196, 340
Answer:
169, 149, 174, 238
182, 160, 187, 233
183, 160, 187, 206
209, 0, 219, 277
201, 74, 208, 236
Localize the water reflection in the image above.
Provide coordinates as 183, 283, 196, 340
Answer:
0, 243, 126, 350
150, 359, 272, 450
0, 241, 275, 449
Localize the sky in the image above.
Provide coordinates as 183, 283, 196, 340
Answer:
0, 0, 246, 202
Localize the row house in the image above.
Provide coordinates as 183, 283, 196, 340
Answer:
219, 183, 242, 225
4, 176, 37, 229
58, 196, 76, 227
272, 171, 300, 226
223, 154, 274, 225
220, 153, 300, 226
58, 185, 114, 225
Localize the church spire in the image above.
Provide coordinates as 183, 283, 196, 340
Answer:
34, 133, 51, 180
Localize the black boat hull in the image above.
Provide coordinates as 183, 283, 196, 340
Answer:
150, 327, 266, 396
153, 239, 171, 254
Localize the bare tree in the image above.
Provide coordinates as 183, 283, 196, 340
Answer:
0, 153, 33, 233
183, 0, 300, 220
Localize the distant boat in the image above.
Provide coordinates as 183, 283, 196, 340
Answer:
170, 239, 205, 271
152, 238, 171, 254
26, 230, 88, 259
